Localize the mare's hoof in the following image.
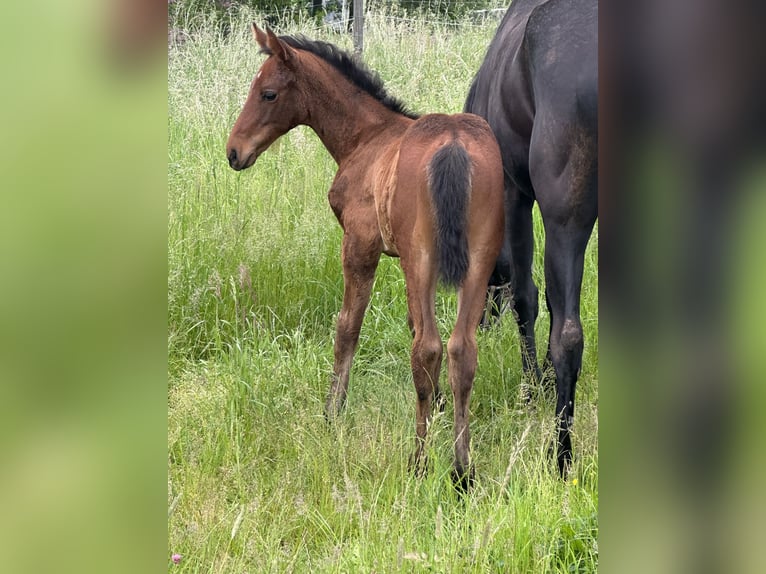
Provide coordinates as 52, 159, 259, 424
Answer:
557, 452, 572, 479
547, 441, 572, 479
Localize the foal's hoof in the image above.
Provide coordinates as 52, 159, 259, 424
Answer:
324, 394, 346, 422
451, 465, 475, 494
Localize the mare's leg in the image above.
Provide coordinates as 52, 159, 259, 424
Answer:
532, 112, 597, 477
505, 183, 543, 395
537, 195, 596, 475
324, 233, 381, 418
480, 239, 510, 328
542, 222, 591, 475
447, 268, 492, 491
402, 256, 443, 475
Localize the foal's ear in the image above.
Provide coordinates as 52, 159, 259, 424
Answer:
264, 27, 293, 66
251, 23, 269, 49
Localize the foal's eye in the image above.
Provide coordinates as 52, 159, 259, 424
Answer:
261, 91, 278, 102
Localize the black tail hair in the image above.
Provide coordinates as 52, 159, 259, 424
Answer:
428, 142, 472, 286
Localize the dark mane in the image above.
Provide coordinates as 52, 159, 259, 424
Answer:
269, 35, 420, 120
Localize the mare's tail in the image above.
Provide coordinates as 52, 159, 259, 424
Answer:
428, 142, 472, 286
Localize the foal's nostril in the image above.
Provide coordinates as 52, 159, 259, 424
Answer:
227, 148, 238, 167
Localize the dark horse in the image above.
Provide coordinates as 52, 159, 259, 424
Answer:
227, 25, 504, 488
464, 0, 598, 475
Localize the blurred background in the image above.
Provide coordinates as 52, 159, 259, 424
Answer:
601, 0, 766, 572
0, 1, 166, 573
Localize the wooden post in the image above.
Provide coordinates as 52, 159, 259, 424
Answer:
353, 0, 364, 54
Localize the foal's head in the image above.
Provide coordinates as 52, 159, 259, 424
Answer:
226, 24, 306, 171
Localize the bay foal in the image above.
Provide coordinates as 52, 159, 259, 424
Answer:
227, 25, 504, 487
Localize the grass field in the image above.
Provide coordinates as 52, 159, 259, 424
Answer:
168, 10, 598, 572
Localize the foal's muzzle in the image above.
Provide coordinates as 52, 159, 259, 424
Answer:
226, 146, 256, 171
227, 148, 241, 170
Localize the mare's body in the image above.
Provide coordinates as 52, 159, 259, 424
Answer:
465, 0, 598, 473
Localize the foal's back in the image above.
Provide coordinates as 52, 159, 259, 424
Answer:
390, 113, 504, 263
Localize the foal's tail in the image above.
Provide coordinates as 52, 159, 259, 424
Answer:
428, 142, 472, 287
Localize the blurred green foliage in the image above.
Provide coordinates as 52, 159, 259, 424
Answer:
168, 0, 505, 31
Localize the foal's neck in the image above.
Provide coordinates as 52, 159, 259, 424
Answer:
299, 58, 411, 165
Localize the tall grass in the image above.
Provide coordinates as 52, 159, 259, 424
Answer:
169, 9, 598, 572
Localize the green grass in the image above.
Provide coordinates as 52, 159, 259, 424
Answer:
169, 10, 598, 572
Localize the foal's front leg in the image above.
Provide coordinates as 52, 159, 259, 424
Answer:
325, 233, 381, 419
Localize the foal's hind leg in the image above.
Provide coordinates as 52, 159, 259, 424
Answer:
402, 257, 443, 475
448, 269, 492, 490
325, 233, 381, 418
